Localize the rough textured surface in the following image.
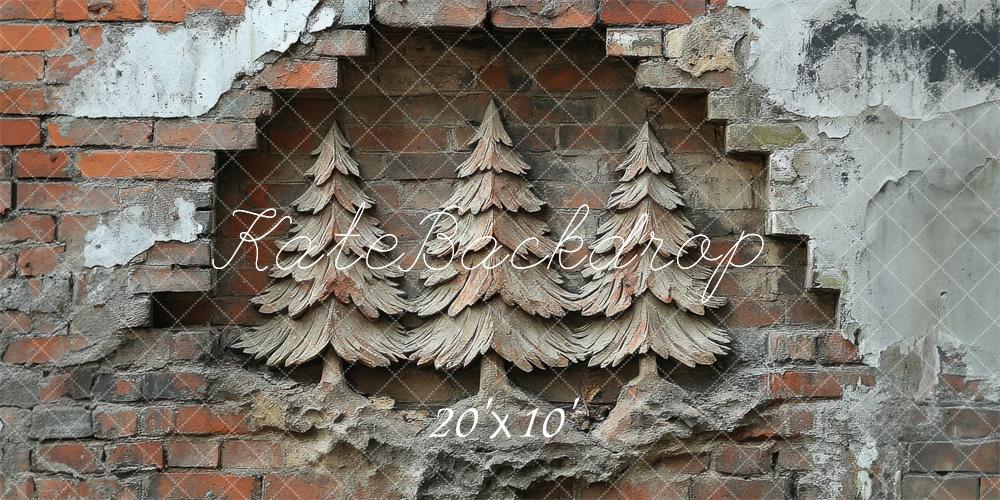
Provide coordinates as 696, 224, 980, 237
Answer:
0, 1, 997, 499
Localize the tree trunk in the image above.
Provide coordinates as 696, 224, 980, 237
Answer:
479, 351, 513, 395
320, 348, 346, 387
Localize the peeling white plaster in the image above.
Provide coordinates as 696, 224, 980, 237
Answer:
85, 198, 203, 268
309, 5, 339, 33
64, 0, 324, 118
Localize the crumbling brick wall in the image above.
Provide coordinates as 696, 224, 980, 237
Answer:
0, 1, 996, 499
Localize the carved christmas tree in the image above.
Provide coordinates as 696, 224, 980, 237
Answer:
408, 100, 584, 390
577, 122, 729, 374
235, 122, 408, 389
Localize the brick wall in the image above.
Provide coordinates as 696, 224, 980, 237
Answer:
0, 2, 997, 499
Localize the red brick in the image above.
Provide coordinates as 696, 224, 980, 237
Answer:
93, 373, 142, 402
787, 295, 837, 325
0, 253, 12, 278
167, 439, 220, 468
0, 478, 34, 500
45, 53, 94, 83
0, 87, 48, 113
491, 0, 597, 28
154, 120, 257, 149
35, 442, 102, 474
221, 440, 286, 468
146, 240, 211, 266
47, 118, 152, 147
34, 478, 84, 499
0, 215, 53, 242
3, 335, 88, 364
0, 0, 55, 19
726, 299, 782, 327
142, 372, 208, 400
0, 181, 8, 214
768, 370, 875, 399
909, 442, 999, 473
0, 54, 43, 81
15, 149, 72, 177
768, 332, 817, 362
17, 245, 62, 276
346, 125, 449, 153
263, 474, 354, 499
257, 59, 338, 89
141, 407, 175, 435
713, 444, 773, 476
536, 63, 633, 91
314, 29, 368, 57
0, 25, 69, 51
580, 479, 688, 499
147, 0, 246, 22
691, 477, 790, 500
374, 0, 486, 27
943, 408, 1000, 439
78, 150, 215, 179
129, 266, 212, 292
18, 182, 120, 211
94, 408, 139, 438
599, 0, 706, 25
818, 332, 861, 364
150, 473, 257, 500
0, 117, 40, 145
900, 475, 979, 500
79, 25, 102, 47
56, 0, 142, 20
174, 405, 253, 435
983, 477, 1000, 498
106, 440, 165, 470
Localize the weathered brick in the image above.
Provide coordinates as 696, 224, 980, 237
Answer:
263, 474, 345, 499
769, 332, 817, 362
4, 335, 88, 365
0, 180, 9, 214
909, 442, 999, 473
208, 90, 274, 119
129, 266, 212, 293
56, 0, 142, 20
0, 477, 34, 500
35, 442, 102, 474
599, 0, 705, 25
0, 311, 32, 333
375, 0, 486, 27
713, 444, 773, 475
144, 240, 212, 266
900, 475, 979, 500
0, 117, 40, 145
726, 123, 809, 153
983, 477, 1000, 499
167, 439, 220, 468
106, 440, 165, 470
17, 245, 62, 276
154, 120, 257, 149
943, 408, 1000, 439
37, 367, 92, 402
18, 182, 120, 211
257, 59, 338, 89
0, 25, 69, 51
490, 0, 596, 28
736, 408, 815, 440
175, 405, 253, 435
142, 372, 208, 400
150, 472, 257, 500
147, 0, 247, 22
78, 150, 215, 179
0, 54, 44, 81
15, 149, 73, 177
607, 28, 663, 57
314, 29, 368, 57
46, 118, 152, 146
29, 405, 92, 439
818, 333, 861, 364
727, 299, 782, 327
44, 53, 94, 83
768, 370, 875, 399
93, 373, 143, 402
0, 368, 41, 408
94, 407, 139, 438
141, 407, 175, 435
346, 125, 449, 153
0, 0, 55, 19
691, 477, 789, 500
221, 440, 286, 468
636, 58, 733, 90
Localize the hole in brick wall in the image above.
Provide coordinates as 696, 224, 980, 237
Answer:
210, 29, 803, 403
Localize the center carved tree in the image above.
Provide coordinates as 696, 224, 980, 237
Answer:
577, 121, 729, 379
408, 100, 584, 391
235, 122, 409, 390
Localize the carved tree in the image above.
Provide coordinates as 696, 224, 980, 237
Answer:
577, 122, 729, 374
408, 100, 584, 390
235, 122, 409, 388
